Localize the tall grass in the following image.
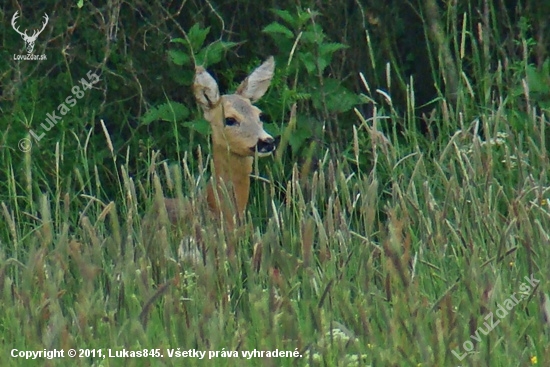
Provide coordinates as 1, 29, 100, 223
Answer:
2, 83, 549, 366
1, 4, 549, 367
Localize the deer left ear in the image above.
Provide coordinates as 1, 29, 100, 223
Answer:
235, 56, 275, 102
193, 66, 221, 109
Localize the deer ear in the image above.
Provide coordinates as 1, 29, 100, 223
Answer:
193, 66, 220, 109
235, 56, 275, 102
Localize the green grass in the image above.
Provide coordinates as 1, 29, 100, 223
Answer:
2, 3, 550, 364
2, 89, 549, 367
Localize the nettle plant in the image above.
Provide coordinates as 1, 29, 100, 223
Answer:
142, 13, 364, 165
141, 25, 237, 147
263, 8, 364, 155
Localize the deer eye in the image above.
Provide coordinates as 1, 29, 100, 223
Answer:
225, 117, 239, 127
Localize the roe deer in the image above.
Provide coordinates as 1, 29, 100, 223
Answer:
147, 57, 276, 259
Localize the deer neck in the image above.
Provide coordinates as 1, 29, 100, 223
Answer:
207, 143, 253, 224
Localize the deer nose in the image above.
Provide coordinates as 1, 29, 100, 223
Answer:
256, 136, 275, 154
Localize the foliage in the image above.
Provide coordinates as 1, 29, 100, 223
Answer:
0, 0, 549, 366
262, 8, 363, 156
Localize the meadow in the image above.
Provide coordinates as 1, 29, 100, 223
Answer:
1, 1, 549, 366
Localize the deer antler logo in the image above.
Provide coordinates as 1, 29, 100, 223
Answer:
11, 11, 49, 54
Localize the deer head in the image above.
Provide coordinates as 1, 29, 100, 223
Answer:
11, 11, 49, 54
193, 57, 276, 159
193, 57, 276, 219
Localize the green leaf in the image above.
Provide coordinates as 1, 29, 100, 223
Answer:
311, 79, 363, 113
169, 68, 194, 86
170, 38, 188, 46
298, 9, 320, 27
319, 43, 347, 56
196, 41, 237, 66
263, 22, 294, 39
188, 24, 210, 51
288, 116, 314, 155
301, 28, 325, 44
282, 88, 311, 104
317, 56, 330, 74
168, 50, 191, 66
271, 9, 296, 27
289, 124, 312, 154
526, 65, 550, 94
298, 53, 317, 74
141, 102, 189, 125
317, 44, 347, 73
184, 119, 211, 136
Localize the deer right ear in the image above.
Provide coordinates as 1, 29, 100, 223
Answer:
193, 66, 220, 109
235, 56, 275, 102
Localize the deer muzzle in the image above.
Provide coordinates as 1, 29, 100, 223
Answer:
253, 136, 276, 157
